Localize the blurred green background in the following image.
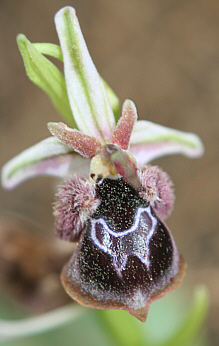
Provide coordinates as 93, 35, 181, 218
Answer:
0, 0, 218, 344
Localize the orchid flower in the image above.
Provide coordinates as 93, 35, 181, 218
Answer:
1, 6, 204, 322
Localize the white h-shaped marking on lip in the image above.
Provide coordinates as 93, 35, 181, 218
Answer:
90, 206, 158, 274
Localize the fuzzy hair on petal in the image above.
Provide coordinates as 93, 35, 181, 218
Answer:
138, 165, 175, 220
53, 175, 100, 242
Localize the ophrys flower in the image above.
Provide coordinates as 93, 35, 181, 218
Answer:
1, 6, 204, 321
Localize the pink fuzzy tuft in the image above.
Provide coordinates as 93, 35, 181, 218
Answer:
138, 165, 175, 220
53, 175, 100, 242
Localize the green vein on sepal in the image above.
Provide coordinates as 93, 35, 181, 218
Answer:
1, 137, 76, 189
64, 10, 100, 135
33, 42, 120, 121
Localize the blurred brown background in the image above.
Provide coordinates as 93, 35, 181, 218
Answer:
0, 0, 218, 344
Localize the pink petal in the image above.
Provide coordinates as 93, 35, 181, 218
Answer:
111, 99, 137, 150
48, 122, 101, 158
54, 175, 100, 242
138, 165, 175, 220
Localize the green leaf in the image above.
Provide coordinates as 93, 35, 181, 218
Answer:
17, 34, 76, 127
33, 43, 63, 61
0, 309, 113, 346
162, 286, 209, 346
97, 309, 144, 346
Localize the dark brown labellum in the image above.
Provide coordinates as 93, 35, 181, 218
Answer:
61, 178, 186, 321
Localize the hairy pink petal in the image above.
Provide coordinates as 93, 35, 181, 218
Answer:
138, 165, 175, 220
54, 175, 100, 242
48, 122, 101, 158
111, 99, 137, 150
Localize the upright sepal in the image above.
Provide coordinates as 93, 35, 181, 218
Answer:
130, 120, 204, 164
55, 7, 116, 142
17, 34, 76, 127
